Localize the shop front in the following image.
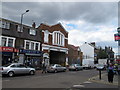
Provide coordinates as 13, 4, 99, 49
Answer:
19, 49, 43, 69
0, 47, 19, 65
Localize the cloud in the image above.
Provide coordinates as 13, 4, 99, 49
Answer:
1, 2, 118, 53
2, 2, 118, 26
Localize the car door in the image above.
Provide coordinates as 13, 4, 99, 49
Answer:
56, 65, 60, 71
58, 65, 63, 71
17, 64, 29, 74
10, 64, 20, 74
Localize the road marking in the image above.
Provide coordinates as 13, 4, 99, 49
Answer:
73, 85, 85, 88
83, 81, 92, 84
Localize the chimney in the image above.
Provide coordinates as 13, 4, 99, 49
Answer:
90, 42, 96, 46
32, 22, 36, 28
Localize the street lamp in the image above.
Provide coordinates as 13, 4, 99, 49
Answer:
20, 10, 29, 32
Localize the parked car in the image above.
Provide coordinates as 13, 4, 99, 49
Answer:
69, 64, 83, 71
0, 63, 36, 77
47, 64, 66, 73
96, 64, 106, 70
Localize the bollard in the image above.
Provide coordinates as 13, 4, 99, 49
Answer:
99, 69, 101, 80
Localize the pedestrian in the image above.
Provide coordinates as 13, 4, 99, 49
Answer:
42, 60, 47, 74
118, 65, 120, 75
107, 64, 114, 83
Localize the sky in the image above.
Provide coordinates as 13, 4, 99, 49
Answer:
1, 0, 119, 54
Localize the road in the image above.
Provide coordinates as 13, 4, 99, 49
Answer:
2, 69, 118, 89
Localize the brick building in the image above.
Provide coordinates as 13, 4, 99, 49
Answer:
38, 23, 68, 66
68, 44, 83, 65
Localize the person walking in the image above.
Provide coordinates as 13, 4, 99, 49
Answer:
42, 60, 47, 74
107, 64, 114, 83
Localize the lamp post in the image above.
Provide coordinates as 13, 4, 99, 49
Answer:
20, 10, 29, 32
18, 10, 29, 64
19, 10, 29, 48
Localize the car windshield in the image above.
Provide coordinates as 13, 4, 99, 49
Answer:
97, 64, 104, 67
3, 63, 11, 67
50, 64, 55, 66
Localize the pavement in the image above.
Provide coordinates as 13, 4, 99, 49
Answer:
72, 71, 119, 89
88, 72, 119, 86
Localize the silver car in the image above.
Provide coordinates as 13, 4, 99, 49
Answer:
47, 64, 66, 73
69, 64, 83, 71
0, 63, 36, 77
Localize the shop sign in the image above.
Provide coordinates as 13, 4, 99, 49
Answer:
114, 33, 120, 41
20, 49, 43, 54
0, 47, 19, 52
0, 47, 13, 52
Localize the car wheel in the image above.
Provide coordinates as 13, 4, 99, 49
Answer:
54, 69, 57, 73
63, 69, 66, 72
29, 70, 35, 75
8, 71, 14, 77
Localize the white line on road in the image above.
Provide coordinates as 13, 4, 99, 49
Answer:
73, 85, 85, 88
83, 81, 92, 84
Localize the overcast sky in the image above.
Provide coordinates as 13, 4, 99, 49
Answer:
1, 1, 119, 54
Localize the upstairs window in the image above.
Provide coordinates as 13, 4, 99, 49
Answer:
1, 36, 15, 47
53, 31, 64, 46
35, 43, 39, 50
2, 21, 10, 29
26, 41, 30, 49
24, 40, 40, 50
44, 30, 49, 43
8, 39, 13, 47
17, 25, 23, 32
29, 29, 36, 35
2, 37, 7, 46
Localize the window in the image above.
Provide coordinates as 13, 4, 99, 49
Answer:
24, 40, 40, 50
31, 42, 34, 50
26, 41, 30, 49
2, 21, 10, 29
2, 37, 7, 46
29, 29, 36, 35
17, 25, 23, 32
8, 39, 13, 47
53, 31, 64, 46
35, 43, 39, 50
1, 36, 15, 47
44, 30, 49, 43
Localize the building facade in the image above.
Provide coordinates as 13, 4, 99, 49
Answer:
0, 18, 43, 69
68, 44, 83, 65
38, 23, 68, 66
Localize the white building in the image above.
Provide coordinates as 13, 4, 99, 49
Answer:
80, 42, 94, 59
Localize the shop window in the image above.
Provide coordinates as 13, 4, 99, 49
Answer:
8, 39, 13, 47
2, 37, 7, 46
29, 29, 36, 35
